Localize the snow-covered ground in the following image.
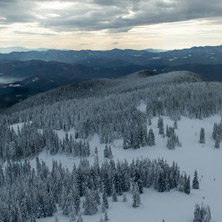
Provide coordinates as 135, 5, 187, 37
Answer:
34, 114, 222, 222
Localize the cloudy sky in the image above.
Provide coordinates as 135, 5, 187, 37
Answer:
0, 0, 222, 50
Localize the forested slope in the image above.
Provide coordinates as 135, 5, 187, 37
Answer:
0, 70, 222, 222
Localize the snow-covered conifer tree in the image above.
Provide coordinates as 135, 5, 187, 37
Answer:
132, 182, 141, 208
147, 129, 155, 146
199, 128, 205, 144
193, 203, 211, 222
192, 170, 199, 189
215, 136, 220, 148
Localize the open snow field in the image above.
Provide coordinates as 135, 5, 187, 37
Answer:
31, 113, 222, 222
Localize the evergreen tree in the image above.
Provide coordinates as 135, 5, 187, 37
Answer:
148, 117, 152, 125
157, 171, 166, 192
108, 146, 113, 158
132, 183, 141, 208
166, 125, 170, 137
93, 190, 101, 205
192, 170, 199, 189
158, 117, 163, 129
184, 175, 190, 194
174, 120, 178, 129
159, 125, 164, 135
104, 145, 109, 158
167, 135, 175, 150
147, 129, 155, 146
104, 211, 109, 221
84, 189, 97, 215
102, 191, 109, 212
112, 185, 118, 202
215, 135, 220, 148
123, 134, 131, 149
199, 128, 205, 144
193, 203, 211, 222
212, 123, 217, 140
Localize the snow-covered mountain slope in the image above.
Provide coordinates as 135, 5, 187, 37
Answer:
7, 70, 200, 113
31, 114, 222, 222
2, 70, 222, 222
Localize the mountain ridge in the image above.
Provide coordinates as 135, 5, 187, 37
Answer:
0, 45, 221, 65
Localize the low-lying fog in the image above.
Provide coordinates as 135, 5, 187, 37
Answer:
0, 77, 23, 84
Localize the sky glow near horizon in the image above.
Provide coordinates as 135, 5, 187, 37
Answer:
0, 0, 222, 50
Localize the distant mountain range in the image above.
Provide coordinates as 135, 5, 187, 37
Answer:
0, 46, 221, 65
0, 45, 221, 109
0, 46, 166, 54
0, 47, 49, 54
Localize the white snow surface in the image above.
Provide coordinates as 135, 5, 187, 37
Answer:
137, 101, 146, 113
10, 122, 25, 132
25, 114, 221, 222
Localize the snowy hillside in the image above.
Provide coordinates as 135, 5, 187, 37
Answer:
1, 70, 222, 222
23, 114, 221, 222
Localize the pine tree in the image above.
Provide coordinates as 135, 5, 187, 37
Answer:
215, 135, 220, 148
158, 117, 163, 129
157, 171, 166, 192
112, 185, 118, 202
104, 211, 109, 221
132, 183, 141, 208
147, 129, 155, 146
104, 145, 109, 158
159, 125, 164, 135
108, 146, 113, 158
199, 128, 205, 144
167, 135, 175, 150
93, 190, 101, 205
148, 117, 152, 125
212, 123, 217, 140
184, 175, 190, 194
174, 120, 178, 129
165, 173, 170, 192
84, 189, 97, 215
123, 134, 131, 149
102, 191, 109, 212
192, 170, 199, 189
193, 203, 211, 222
166, 125, 170, 137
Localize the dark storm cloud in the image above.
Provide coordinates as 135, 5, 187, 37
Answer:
1, 0, 222, 32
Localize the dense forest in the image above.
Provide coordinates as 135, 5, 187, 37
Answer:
3, 71, 222, 149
